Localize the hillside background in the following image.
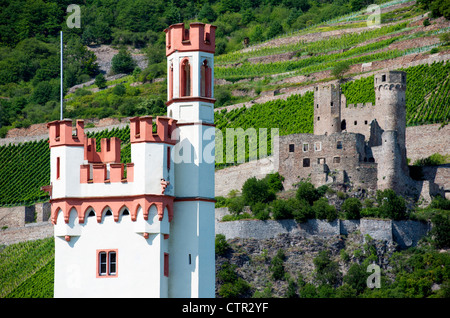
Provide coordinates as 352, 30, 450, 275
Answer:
0, 0, 449, 299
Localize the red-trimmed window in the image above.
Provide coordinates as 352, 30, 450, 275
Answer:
180, 59, 191, 97
97, 249, 118, 278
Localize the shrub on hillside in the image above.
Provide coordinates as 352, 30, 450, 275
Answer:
376, 189, 407, 220
251, 201, 270, 220
291, 198, 314, 223
111, 49, 136, 74
270, 249, 286, 281
217, 262, 251, 298
431, 195, 450, 210
242, 175, 278, 205
215, 234, 230, 256
313, 197, 337, 221
431, 213, 450, 248
341, 197, 362, 219
296, 181, 320, 205
313, 250, 342, 287
271, 199, 292, 220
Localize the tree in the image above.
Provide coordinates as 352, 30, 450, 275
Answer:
111, 49, 136, 74
376, 189, 407, 220
95, 73, 107, 89
341, 197, 362, 219
267, 21, 283, 39
431, 213, 450, 248
242, 177, 274, 205
344, 263, 369, 294
296, 181, 319, 205
313, 250, 342, 287
332, 60, 351, 81
313, 197, 337, 221
198, 3, 217, 22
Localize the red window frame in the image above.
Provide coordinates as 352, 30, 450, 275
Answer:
96, 249, 118, 278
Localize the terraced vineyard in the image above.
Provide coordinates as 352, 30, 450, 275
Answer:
0, 0, 449, 206
0, 237, 54, 298
341, 61, 450, 125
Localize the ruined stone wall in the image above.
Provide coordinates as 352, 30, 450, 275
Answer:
421, 164, 450, 199
279, 132, 377, 190
341, 102, 376, 138
215, 156, 278, 197
405, 124, 450, 163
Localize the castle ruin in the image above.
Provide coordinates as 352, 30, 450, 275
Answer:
279, 70, 444, 199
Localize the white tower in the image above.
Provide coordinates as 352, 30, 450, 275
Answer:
165, 22, 217, 298
46, 23, 216, 298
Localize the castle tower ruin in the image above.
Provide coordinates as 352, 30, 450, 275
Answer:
314, 83, 341, 135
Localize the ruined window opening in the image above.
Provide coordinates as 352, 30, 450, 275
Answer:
369, 157, 375, 163
333, 157, 341, 163
317, 116, 320, 121
330, 101, 333, 107
337, 141, 343, 149
354, 120, 357, 125
341, 120, 346, 131
314, 142, 322, 151
318, 158, 326, 164
382, 74, 386, 82
303, 143, 309, 152
316, 104, 319, 108
289, 144, 295, 152
303, 158, 310, 167
364, 120, 368, 125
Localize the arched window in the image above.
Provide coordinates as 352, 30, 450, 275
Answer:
180, 59, 191, 97
201, 59, 211, 97
169, 63, 173, 100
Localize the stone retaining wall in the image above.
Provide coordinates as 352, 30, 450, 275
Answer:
215, 208, 430, 249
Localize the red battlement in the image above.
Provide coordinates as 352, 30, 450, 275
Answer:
165, 22, 216, 56
47, 119, 85, 148
130, 116, 177, 145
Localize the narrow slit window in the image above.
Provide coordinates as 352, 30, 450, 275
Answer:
289, 144, 295, 152
56, 157, 61, 180
164, 253, 169, 277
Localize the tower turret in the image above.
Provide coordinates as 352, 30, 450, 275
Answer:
374, 70, 408, 175
165, 22, 216, 298
314, 83, 341, 135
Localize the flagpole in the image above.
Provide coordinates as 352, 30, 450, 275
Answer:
60, 31, 63, 120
